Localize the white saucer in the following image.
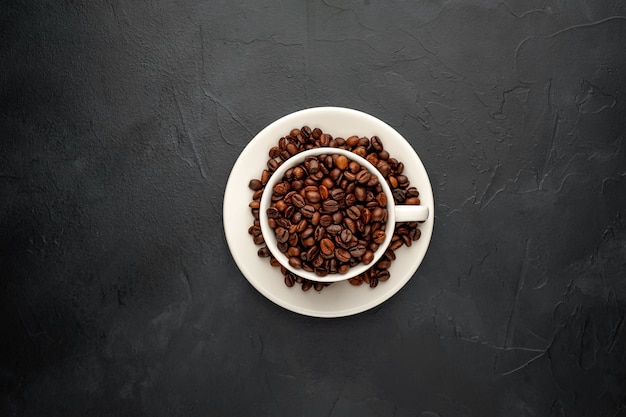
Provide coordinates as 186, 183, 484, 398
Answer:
223, 107, 434, 318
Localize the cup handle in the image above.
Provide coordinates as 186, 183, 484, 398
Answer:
394, 205, 429, 222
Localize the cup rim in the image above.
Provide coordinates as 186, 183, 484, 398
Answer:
260, 147, 397, 283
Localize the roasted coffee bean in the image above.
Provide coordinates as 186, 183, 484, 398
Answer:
353, 146, 367, 157
268, 158, 280, 172
354, 186, 367, 202
340, 229, 353, 243
348, 276, 363, 286
304, 246, 319, 262
344, 171, 356, 182
301, 227, 314, 241
252, 189, 263, 200
376, 259, 391, 270
361, 208, 372, 224
306, 190, 321, 203
343, 217, 357, 234
275, 200, 287, 212
335, 248, 351, 263
327, 259, 338, 273
362, 270, 371, 285
326, 224, 342, 235
320, 215, 333, 227
335, 155, 350, 171
276, 218, 290, 228
317, 238, 333, 256
273, 182, 290, 195
346, 206, 361, 220
295, 219, 308, 233
366, 153, 378, 167
376, 270, 390, 282
356, 170, 371, 184
405, 197, 421, 205
392, 189, 406, 203
309, 253, 322, 267
322, 199, 339, 213
284, 273, 295, 287
330, 188, 345, 201
311, 211, 321, 226
301, 280, 313, 291
317, 134, 329, 147
301, 205, 315, 218
249, 179, 263, 190
287, 246, 301, 257
370, 207, 383, 222
361, 250, 374, 264
332, 211, 343, 224
275, 227, 289, 243
390, 239, 403, 251
346, 135, 360, 147
248, 225, 262, 236
308, 159, 319, 174
269, 146, 281, 158
349, 244, 366, 258
376, 161, 391, 177
319, 185, 329, 199
286, 142, 298, 156
284, 205, 295, 220
314, 226, 325, 241
258, 246, 270, 257
291, 193, 306, 208
265, 207, 280, 219
289, 257, 302, 269
371, 135, 383, 151
372, 229, 386, 244
406, 187, 420, 198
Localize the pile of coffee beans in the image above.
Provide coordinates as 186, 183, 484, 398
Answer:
248, 127, 422, 291
266, 154, 388, 277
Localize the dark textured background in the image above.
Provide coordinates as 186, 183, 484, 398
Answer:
1, 1, 625, 416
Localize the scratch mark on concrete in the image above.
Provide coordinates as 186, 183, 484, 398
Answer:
499, 352, 546, 376
503, 239, 530, 349
172, 83, 208, 180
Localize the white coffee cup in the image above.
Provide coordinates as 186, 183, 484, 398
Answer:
260, 147, 429, 282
